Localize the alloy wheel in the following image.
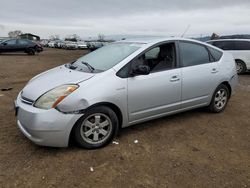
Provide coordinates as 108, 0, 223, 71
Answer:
80, 113, 112, 144
214, 89, 228, 110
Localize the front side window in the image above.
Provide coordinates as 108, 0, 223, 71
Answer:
131, 42, 176, 73
5, 39, 16, 45
71, 42, 143, 72
145, 47, 160, 60
179, 42, 210, 67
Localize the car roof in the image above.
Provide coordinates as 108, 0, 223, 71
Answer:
116, 37, 207, 45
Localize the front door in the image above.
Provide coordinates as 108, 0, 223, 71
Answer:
2, 39, 17, 52
127, 42, 182, 123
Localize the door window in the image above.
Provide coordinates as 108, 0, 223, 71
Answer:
213, 41, 235, 50
207, 47, 223, 62
131, 42, 176, 73
145, 47, 160, 60
234, 41, 250, 50
5, 39, 16, 45
18, 39, 30, 45
179, 42, 210, 67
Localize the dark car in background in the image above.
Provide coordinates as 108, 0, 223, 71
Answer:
0, 39, 43, 55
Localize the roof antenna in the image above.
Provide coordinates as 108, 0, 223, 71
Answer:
181, 25, 191, 38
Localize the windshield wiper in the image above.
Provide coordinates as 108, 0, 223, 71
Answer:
81, 61, 95, 72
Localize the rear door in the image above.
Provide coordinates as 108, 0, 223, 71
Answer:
17, 39, 30, 51
178, 41, 221, 109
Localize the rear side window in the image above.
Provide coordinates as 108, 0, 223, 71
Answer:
179, 42, 210, 67
234, 41, 250, 50
212, 41, 235, 50
208, 47, 223, 61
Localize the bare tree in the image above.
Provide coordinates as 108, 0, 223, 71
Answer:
8, 30, 23, 38
211, 33, 220, 40
65, 34, 80, 42
72, 34, 80, 41
98, 34, 105, 41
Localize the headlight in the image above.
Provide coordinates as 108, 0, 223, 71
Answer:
34, 84, 78, 110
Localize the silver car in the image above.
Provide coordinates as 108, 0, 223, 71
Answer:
15, 38, 238, 149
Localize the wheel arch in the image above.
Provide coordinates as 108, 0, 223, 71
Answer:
68, 102, 123, 146
235, 59, 247, 72
85, 102, 123, 129
235, 58, 245, 64
220, 81, 232, 98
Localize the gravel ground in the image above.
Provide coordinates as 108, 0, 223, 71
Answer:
0, 48, 249, 188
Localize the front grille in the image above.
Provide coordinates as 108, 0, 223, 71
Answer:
20, 95, 34, 105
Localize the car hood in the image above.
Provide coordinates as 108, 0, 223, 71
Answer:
21, 66, 94, 101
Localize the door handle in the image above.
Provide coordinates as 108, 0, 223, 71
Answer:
170, 76, 180, 82
211, 68, 218, 73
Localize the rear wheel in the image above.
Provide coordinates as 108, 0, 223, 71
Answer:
208, 84, 229, 113
74, 106, 118, 149
235, 60, 246, 74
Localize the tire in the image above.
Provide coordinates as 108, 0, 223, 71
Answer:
235, 60, 246, 74
208, 84, 229, 113
74, 106, 119, 149
27, 48, 35, 55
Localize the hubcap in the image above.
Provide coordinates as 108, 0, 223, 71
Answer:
80, 113, 112, 144
214, 89, 228, 110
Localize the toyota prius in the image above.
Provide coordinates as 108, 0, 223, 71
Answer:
15, 38, 238, 149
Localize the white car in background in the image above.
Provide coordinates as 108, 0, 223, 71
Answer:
54, 40, 65, 48
207, 39, 250, 74
77, 41, 88, 49
65, 41, 78, 50
48, 41, 55, 48
40, 39, 49, 47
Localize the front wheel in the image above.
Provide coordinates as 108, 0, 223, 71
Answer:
74, 106, 119, 149
208, 84, 229, 113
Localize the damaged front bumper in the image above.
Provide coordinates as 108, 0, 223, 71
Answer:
15, 93, 82, 147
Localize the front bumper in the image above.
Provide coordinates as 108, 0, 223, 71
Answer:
15, 94, 82, 147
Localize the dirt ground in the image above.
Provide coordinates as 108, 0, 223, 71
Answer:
0, 48, 249, 188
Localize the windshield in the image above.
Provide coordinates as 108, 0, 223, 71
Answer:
70, 42, 143, 72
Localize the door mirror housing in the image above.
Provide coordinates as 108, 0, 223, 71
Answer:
132, 65, 150, 76
2, 42, 7, 45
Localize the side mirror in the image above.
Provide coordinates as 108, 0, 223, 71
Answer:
132, 65, 150, 76
3, 42, 7, 45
